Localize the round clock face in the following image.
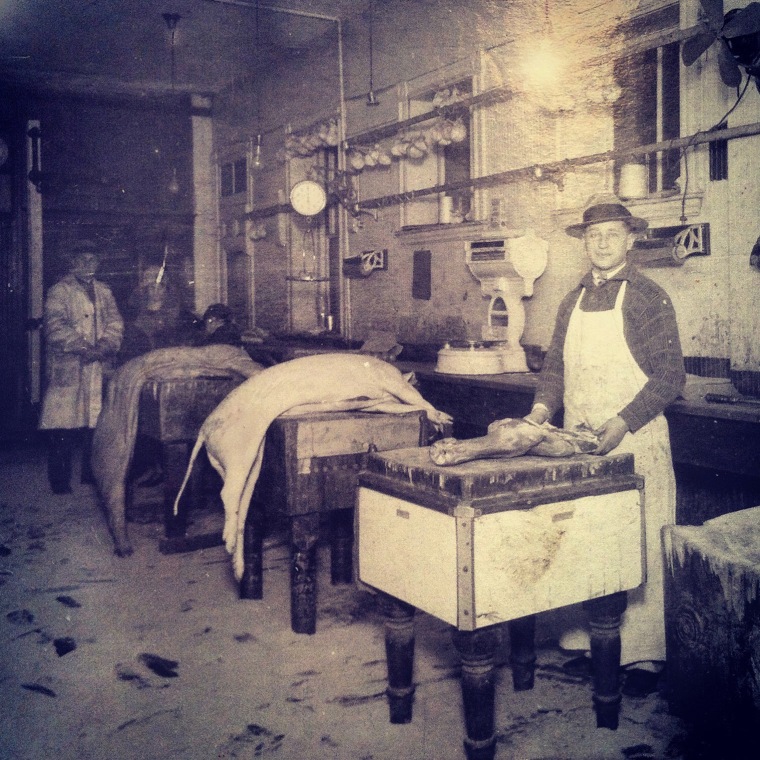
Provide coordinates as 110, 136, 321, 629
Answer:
289, 179, 327, 216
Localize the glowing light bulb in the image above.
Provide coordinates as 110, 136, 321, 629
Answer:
168, 167, 179, 195
524, 35, 565, 91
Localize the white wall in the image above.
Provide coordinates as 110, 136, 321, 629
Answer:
211, 0, 760, 373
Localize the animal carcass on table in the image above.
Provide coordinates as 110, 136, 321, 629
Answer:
173, 353, 452, 579
429, 417, 599, 466
91, 344, 262, 557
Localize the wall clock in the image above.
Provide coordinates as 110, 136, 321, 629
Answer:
289, 179, 327, 217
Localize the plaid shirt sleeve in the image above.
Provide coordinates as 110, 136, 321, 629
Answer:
618, 269, 685, 432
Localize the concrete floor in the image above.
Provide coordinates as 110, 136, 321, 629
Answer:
0, 443, 694, 760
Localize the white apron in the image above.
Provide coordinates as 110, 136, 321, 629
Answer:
559, 282, 675, 665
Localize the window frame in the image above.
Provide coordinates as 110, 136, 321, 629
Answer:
612, 3, 682, 197
398, 57, 480, 227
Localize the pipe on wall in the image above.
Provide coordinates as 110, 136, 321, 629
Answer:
204, 0, 351, 336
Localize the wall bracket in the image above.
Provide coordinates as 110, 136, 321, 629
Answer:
631, 223, 710, 267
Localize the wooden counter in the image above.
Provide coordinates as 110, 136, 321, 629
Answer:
398, 362, 760, 525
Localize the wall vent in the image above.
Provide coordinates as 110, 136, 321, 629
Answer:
466, 239, 507, 263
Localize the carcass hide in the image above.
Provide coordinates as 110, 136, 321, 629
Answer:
91, 345, 262, 557
173, 353, 452, 579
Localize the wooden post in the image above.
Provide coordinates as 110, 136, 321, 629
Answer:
584, 591, 627, 730
239, 505, 265, 600
329, 507, 353, 584
508, 614, 536, 691
379, 593, 416, 724
452, 625, 503, 760
290, 512, 321, 634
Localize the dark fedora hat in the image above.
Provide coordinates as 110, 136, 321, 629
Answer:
202, 303, 233, 322
566, 200, 648, 239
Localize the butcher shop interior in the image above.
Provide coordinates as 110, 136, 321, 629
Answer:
1, 1, 760, 758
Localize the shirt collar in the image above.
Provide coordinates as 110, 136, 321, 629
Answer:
585, 261, 629, 287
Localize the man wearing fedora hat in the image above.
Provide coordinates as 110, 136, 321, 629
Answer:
526, 195, 685, 697
39, 241, 124, 494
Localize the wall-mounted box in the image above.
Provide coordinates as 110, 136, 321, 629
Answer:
632, 222, 710, 267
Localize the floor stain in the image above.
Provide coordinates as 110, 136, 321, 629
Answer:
55, 594, 81, 608
217, 723, 286, 758
7, 609, 34, 625
54, 637, 77, 656
116, 706, 181, 732
21, 683, 56, 698
114, 663, 152, 689
327, 690, 385, 707
138, 652, 179, 678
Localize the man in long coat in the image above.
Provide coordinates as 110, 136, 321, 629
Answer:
39, 241, 124, 493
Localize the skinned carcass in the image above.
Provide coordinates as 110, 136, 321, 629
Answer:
429, 417, 599, 466
173, 353, 452, 579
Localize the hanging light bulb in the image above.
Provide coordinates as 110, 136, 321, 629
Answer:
163, 12, 182, 196
252, 0, 265, 168
522, 0, 565, 91
168, 167, 180, 195
366, 0, 379, 106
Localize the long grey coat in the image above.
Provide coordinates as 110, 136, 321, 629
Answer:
39, 275, 124, 430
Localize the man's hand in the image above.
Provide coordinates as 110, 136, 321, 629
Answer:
593, 415, 629, 454
524, 405, 550, 426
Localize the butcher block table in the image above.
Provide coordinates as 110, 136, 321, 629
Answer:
662, 507, 760, 756
135, 375, 244, 552
244, 409, 445, 635
358, 447, 644, 760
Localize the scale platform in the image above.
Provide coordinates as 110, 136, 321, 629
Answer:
435, 341, 529, 375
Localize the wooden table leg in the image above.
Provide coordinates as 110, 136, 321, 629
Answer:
329, 507, 353, 585
452, 626, 503, 760
508, 614, 536, 691
239, 502, 265, 600
584, 591, 627, 730
290, 512, 321, 634
379, 593, 416, 724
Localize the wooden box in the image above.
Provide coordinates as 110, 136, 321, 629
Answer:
256, 410, 435, 516
138, 375, 242, 442
663, 508, 760, 747
358, 448, 644, 630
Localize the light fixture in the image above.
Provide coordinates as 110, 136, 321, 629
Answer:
520, 0, 564, 92
252, 0, 264, 169
366, 0, 379, 106
168, 167, 180, 195
163, 12, 182, 195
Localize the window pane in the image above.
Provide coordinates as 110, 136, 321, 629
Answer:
220, 163, 234, 197
233, 158, 247, 194
444, 106, 471, 218
661, 42, 681, 191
